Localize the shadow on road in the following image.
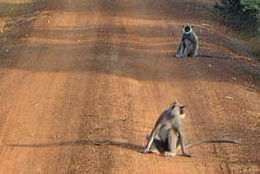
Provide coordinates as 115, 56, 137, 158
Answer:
8, 139, 144, 152
1, 0, 240, 83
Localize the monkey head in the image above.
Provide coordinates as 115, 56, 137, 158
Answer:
182, 24, 193, 34
170, 101, 186, 118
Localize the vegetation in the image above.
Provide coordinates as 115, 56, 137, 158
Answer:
0, 0, 46, 17
214, 0, 260, 32
0, 0, 46, 57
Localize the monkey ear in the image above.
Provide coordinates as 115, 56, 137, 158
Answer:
170, 101, 177, 109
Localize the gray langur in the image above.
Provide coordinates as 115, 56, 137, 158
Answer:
176, 24, 198, 58
143, 101, 191, 157
143, 101, 240, 157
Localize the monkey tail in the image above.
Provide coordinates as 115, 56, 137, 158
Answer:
197, 54, 231, 59
185, 139, 240, 149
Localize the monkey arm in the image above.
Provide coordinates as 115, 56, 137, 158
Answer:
144, 124, 162, 152
190, 33, 198, 44
183, 39, 192, 57
176, 35, 187, 58
178, 130, 191, 157
176, 41, 185, 58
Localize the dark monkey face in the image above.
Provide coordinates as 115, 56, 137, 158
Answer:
180, 105, 185, 115
182, 24, 193, 34
185, 26, 190, 32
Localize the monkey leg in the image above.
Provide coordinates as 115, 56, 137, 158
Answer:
176, 42, 185, 58
189, 45, 197, 57
194, 44, 198, 56
183, 40, 195, 57
176, 134, 181, 152
164, 129, 178, 157
194, 47, 198, 57
145, 135, 163, 154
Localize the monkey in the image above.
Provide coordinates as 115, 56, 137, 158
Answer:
92, 101, 240, 157
176, 24, 198, 58
143, 101, 191, 157
142, 101, 240, 157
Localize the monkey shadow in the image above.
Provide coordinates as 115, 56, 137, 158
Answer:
8, 139, 144, 152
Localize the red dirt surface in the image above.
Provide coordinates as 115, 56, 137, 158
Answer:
0, 0, 259, 173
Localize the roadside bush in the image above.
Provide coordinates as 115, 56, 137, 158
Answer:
214, 0, 259, 32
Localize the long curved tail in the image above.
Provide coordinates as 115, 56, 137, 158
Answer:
185, 139, 240, 149
197, 54, 231, 59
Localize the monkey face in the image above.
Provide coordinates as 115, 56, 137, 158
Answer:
180, 105, 185, 115
179, 105, 185, 118
170, 101, 186, 118
183, 24, 193, 34
185, 26, 190, 32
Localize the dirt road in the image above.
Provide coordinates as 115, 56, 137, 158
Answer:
0, 0, 259, 173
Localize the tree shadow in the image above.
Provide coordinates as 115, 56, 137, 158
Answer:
45, 0, 216, 22
8, 139, 144, 152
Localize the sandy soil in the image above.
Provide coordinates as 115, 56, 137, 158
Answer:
0, 0, 259, 173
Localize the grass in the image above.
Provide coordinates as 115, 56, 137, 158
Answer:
0, 0, 46, 17
0, 0, 46, 57
247, 36, 260, 60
